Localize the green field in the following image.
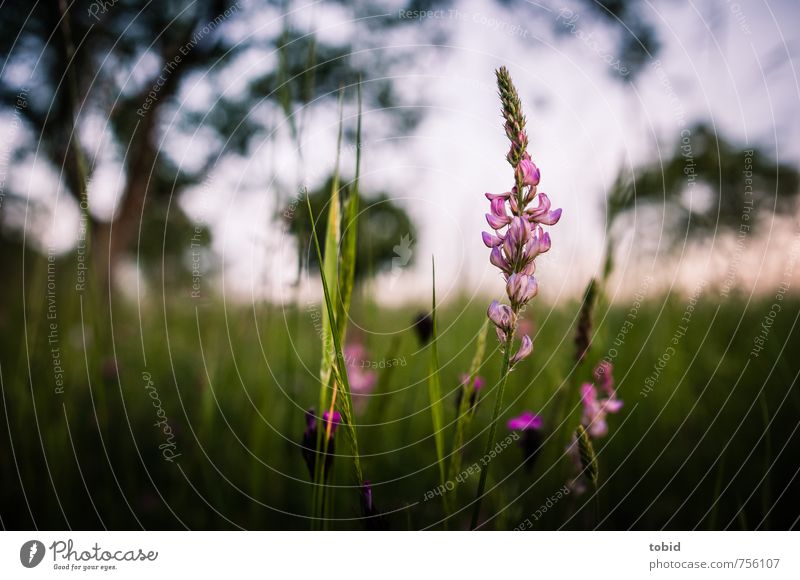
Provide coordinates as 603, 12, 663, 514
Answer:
2, 258, 798, 530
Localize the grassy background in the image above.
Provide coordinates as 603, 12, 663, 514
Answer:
1, 255, 799, 530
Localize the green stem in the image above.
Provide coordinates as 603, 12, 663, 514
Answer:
470, 336, 512, 530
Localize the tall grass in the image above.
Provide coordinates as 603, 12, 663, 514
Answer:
426, 258, 448, 522
308, 85, 365, 527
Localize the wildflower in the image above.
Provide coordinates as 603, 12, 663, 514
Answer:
593, 360, 614, 395
472, 66, 561, 528
507, 410, 543, 431
300, 409, 341, 480
507, 411, 544, 470
483, 66, 561, 367
580, 362, 623, 438
509, 334, 533, 366
455, 373, 486, 410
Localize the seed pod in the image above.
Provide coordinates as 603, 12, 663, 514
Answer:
575, 425, 598, 486
574, 278, 597, 363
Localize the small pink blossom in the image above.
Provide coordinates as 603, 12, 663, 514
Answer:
507, 410, 543, 431
579, 358, 623, 437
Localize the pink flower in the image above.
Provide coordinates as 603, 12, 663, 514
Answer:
460, 373, 486, 391
506, 273, 538, 309
517, 158, 540, 187
457, 374, 486, 409
593, 360, 614, 396
487, 301, 515, 333
322, 410, 342, 431
482, 97, 560, 359
579, 365, 623, 439
507, 410, 543, 431
343, 344, 377, 395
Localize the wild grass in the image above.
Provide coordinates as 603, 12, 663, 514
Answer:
2, 276, 798, 530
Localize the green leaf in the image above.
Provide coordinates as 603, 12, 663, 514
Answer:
319, 90, 345, 392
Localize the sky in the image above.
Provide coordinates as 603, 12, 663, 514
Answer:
2, 0, 800, 306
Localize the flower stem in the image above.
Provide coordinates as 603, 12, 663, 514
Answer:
470, 335, 513, 529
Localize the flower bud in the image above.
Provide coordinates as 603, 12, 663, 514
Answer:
510, 334, 533, 365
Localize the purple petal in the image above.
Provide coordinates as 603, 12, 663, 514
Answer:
588, 419, 608, 438
507, 216, 529, 246
520, 260, 536, 276
487, 300, 514, 330
489, 197, 508, 217
510, 334, 533, 365
522, 276, 538, 302
518, 158, 540, 187
507, 273, 537, 306
538, 208, 562, 226
507, 410, 543, 431
322, 410, 342, 434
490, 247, 511, 273
482, 231, 503, 247
486, 213, 510, 230
525, 191, 551, 219
538, 231, 551, 253
487, 300, 504, 327
485, 191, 511, 201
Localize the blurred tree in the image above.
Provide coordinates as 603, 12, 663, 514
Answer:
496, 0, 661, 82
286, 176, 416, 282
575, 0, 660, 80
0, 0, 443, 289
606, 123, 799, 245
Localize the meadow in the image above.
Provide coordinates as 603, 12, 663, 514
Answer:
1, 54, 799, 533
2, 261, 798, 530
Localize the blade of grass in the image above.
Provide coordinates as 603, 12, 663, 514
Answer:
312, 90, 345, 526
758, 390, 772, 529
427, 257, 448, 521
319, 90, 345, 390
470, 333, 512, 529
306, 192, 364, 488
336, 81, 361, 343
447, 320, 489, 498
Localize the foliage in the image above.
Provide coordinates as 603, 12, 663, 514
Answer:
286, 177, 416, 282
608, 123, 800, 241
